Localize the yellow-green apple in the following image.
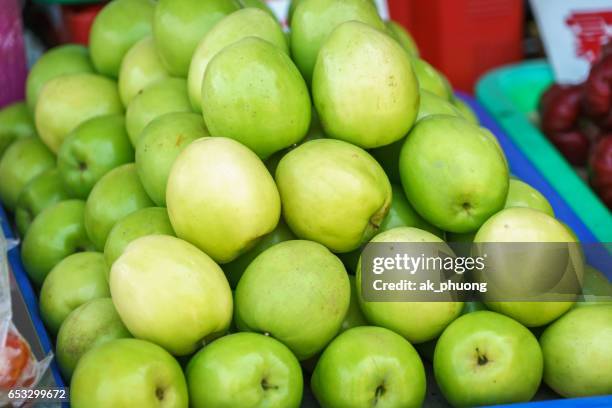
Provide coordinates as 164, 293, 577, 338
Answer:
400, 115, 509, 233
371, 90, 462, 184
223, 219, 294, 288
104, 207, 175, 267
15, 169, 71, 236
412, 58, 453, 100
71, 338, 188, 408
186, 332, 303, 408
25, 44, 94, 111
21, 200, 94, 286
0, 137, 55, 210
89, 0, 154, 78
453, 98, 479, 124
276, 139, 391, 253
56, 298, 131, 379
504, 178, 554, 216
35, 73, 123, 153
125, 78, 191, 146
386, 20, 419, 57
312, 326, 426, 408
235, 240, 350, 360
540, 306, 612, 397
474, 207, 582, 326
356, 227, 463, 343
434, 310, 543, 407
291, 0, 384, 84
341, 275, 367, 332
84, 163, 153, 250
0, 101, 36, 158
202, 37, 310, 159
312, 21, 418, 148
118, 36, 169, 106
57, 114, 134, 199
576, 265, 612, 307
166, 137, 280, 263
135, 112, 207, 206
110, 235, 232, 355
188, 8, 287, 112
39, 252, 109, 334
153, 0, 240, 76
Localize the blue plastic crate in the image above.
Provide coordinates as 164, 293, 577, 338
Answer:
1, 93, 610, 407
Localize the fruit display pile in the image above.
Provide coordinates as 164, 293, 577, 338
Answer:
538, 44, 612, 209
0, 0, 611, 407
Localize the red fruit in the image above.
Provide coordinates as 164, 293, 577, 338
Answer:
539, 83, 566, 113
540, 84, 583, 134
548, 130, 591, 166
583, 54, 612, 118
589, 136, 612, 209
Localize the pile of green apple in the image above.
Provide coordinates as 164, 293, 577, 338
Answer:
0, 0, 611, 407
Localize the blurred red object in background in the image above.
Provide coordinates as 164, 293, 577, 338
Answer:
0, 0, 27, 109
388, 0, 524, 93
61, 3, 106, 46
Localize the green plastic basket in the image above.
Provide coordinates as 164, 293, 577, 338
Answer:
476, 60, 612, 243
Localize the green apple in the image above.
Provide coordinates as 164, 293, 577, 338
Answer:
25, 44, 94, 112
475, 207, 581, 326
276, 139, 391, 253
540, 305, 612, 397
56, 298, 131, 380
118, 36, 169, 106
21, 200, 94, 286
434, 310, 543, 407
371, 90, 463, 184
504, 178, 554, 216
35, 73, 123, 153
39, 252, 109, 334
125, 78, 192, 146
89, 0, 154, 78
202, 37, 310, 159
312, 21, 418, 148
15, 169, 71, 236
0, 137, 55, 211
341, 275, 367, 333
167, 137, 280, 263
223, 219, 295, 288
380, 185, 443, 237
84, 163, 153, 250
71, 338, 188, 408
58, 114, 134, 199
312, 326, 426, 408
400, 115, 509, 232
110, 235, 232, 355
412, 58, 453, 100
104, 207, 175, 267
453, 98, 479, 124
0, 101, 36, 158
135, 112, 208, 206
386, 20, 419, 57
153, 0, 240, 76
576, 265, 612, 307
188, 8, 287, 113
235, 240, 350, 360
291, 0, 384, 84
339, 184, 444, 273
186, 332, 303, 408
356, 227, 463, 343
